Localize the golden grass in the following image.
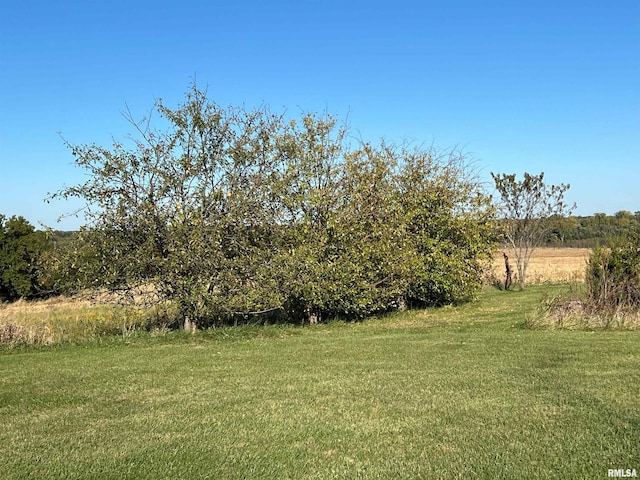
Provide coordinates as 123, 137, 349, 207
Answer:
492, 247, 591, 285
0, 296, 149, 347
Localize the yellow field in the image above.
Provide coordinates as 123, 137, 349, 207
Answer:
492, 247, 591, 285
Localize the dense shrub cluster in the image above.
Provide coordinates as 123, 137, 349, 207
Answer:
50, 85, 498, 327
0, 215, 50, 301
536, 239, 640, 330
586, 239, 640, 314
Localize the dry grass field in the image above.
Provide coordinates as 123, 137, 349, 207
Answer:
492, 247, 591, 285
0, 296, 149, 346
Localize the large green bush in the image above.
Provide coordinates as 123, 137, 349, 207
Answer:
586, 238, 640, 314
51, 84, 498, 326
0, 215, 50, 301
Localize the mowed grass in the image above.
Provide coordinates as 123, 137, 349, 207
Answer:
1, 285, 638, 479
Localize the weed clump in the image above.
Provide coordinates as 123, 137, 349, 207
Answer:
531, 239, 640, 330
586, 241, 640, 314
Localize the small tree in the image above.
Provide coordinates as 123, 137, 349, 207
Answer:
51, 84, 289, 327
491, 172, 575, 289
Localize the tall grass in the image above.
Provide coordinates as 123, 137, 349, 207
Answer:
0, 296, 168, 347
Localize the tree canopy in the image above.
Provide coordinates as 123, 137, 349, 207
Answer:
51, 84, 498, 327
0, 215, 50, 301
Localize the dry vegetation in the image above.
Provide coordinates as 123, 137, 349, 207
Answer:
492, 247, 590, 285
0, 295, 160, 347
490, 247, 639, 330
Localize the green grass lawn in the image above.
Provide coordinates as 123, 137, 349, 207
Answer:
1, 285, 638, 479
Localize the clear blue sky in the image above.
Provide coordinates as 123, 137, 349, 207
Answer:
1, 0, 638, 230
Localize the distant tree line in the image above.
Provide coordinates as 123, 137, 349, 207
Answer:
544, 211, 640, 247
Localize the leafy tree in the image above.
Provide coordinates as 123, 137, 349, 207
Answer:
0, 215, 50, 301
51, 83, 498, 327
491, 172, 575, 289
327, 142, 407, 317
52, 85, 288, 326
268, 112, 349, 322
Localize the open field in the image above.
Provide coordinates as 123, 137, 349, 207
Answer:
1, 285, 638, 479
492, 247, 591, 284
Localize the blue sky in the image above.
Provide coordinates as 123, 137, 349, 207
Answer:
1, 0, 638, 230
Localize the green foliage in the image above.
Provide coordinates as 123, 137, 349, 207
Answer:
0, 215, 51, 301
51, 84, 497, 326
402, 149, 497, 305
586, 237, 640, 315
545, 211, 640, 247
492, 172, 575, 289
